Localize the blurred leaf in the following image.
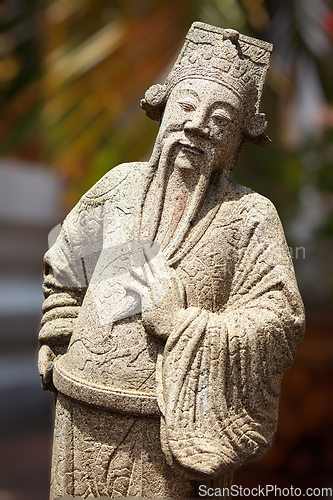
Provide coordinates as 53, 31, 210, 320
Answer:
0, 0, 43, 159
43, 0, 189, 207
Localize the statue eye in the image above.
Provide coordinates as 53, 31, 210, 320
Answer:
211, 111, 233, 124
178, 100, 196, 111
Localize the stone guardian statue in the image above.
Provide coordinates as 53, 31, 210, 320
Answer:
38, 22, 305, 499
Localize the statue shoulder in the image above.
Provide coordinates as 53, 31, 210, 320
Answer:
58, 161, 151, 244
225, 179, 280, 222
79, 162, 151, 207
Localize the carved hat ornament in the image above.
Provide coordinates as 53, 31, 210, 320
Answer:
141, 22, 273, 146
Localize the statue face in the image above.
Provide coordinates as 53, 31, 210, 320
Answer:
160, 78, 244, 173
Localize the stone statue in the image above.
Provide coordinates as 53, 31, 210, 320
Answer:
38, 22, 305, 499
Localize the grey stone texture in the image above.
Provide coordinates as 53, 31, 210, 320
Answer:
39, 22, 305, 499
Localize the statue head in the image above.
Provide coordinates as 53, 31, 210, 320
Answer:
141, 23, 272, 172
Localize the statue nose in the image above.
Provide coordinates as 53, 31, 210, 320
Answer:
184, 110, 209, 136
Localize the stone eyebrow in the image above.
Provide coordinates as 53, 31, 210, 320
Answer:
176, 90, 238, 112
211, 101, 239, 116
213, 100, 237, 109
176, 89, 199, 99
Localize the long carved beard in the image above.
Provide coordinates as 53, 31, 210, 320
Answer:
143, 131, 219, 264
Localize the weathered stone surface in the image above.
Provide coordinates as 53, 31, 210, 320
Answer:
39, 22, 305, 499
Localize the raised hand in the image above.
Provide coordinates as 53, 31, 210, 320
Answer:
126, 242, 185, 340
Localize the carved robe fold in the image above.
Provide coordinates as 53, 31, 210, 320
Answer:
39, 162, 305, 498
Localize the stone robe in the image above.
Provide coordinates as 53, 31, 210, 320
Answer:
39, 161, 305, 498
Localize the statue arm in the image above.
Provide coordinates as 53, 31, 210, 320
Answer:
37, 163, 148, 391
38, 218, 88, 391
221, 196, 305, 385
157, 196, 305, 477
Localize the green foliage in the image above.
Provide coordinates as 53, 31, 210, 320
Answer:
190, 0, 247, 32
0, 0, 43, 156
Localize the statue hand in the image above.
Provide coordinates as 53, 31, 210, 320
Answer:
126, 243, 185, 339
38, 344, 56, 392
141, 274, 185, 340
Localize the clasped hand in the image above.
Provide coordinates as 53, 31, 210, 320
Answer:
113, 242, 185, 340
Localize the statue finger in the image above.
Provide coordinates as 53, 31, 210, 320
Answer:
143, 243, 169, 281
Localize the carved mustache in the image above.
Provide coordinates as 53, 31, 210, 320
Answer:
161, 128, 209, 156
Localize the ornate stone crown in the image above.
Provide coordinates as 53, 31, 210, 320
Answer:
141, 22, 273, 146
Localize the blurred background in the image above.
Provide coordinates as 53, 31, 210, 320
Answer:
0, 0, 332, 498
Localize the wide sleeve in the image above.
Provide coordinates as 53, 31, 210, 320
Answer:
37, 162, 150, 391
157, 197, 305, 479
38, 204, 104, 391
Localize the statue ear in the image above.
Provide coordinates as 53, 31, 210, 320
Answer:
245, 113, 268, 137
